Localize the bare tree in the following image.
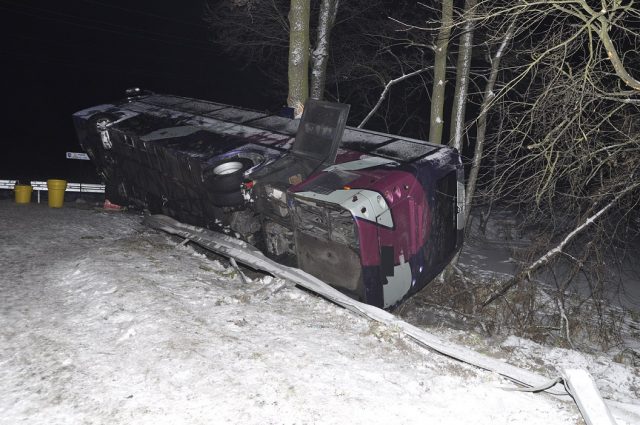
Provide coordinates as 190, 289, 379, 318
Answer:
448, 0, 477, 151
383, 1, 640, 343
462, 1, 640, 317
464, 18, 515, 225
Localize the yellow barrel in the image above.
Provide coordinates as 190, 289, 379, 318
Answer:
14, 184, 33, 204
47, 179, 67, 208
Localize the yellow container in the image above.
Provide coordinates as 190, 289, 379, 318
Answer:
47, 179, 67, 208
14, 184, 33, 204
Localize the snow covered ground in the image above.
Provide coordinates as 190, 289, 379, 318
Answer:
0, 200, 636, 424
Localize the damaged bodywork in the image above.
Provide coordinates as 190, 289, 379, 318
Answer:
73, 90, 464, 308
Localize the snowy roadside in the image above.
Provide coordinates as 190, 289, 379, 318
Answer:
399, 210, 640, 421
0, 200, 621, 424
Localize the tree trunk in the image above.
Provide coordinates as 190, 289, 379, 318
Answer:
464, 20, 515, 225
449, 0, 476, 151
428, 0, 454, 145
311, 0, 339, 100
287, 0, 311, 117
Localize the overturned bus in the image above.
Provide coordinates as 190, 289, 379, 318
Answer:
73, 90, 464, 308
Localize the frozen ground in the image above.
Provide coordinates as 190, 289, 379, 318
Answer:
0, 200, 637, 424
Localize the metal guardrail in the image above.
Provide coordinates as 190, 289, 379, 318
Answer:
1, 179, 105, 203
0, 180, 105, 193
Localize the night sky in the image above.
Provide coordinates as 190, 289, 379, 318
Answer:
0, 0, 270, 182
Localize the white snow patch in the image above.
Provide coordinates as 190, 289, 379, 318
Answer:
0, 200, 613, 424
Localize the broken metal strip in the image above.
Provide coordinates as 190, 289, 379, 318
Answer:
562, 368, 618, 425
144, 214, 635, 425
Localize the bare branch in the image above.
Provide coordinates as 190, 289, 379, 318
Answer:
357, 67, 431, 129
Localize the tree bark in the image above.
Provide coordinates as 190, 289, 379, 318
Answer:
429, 0, 454, 145
287, 0, 311, 117
311, 0, 339, 100
449, 0, 476, 151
